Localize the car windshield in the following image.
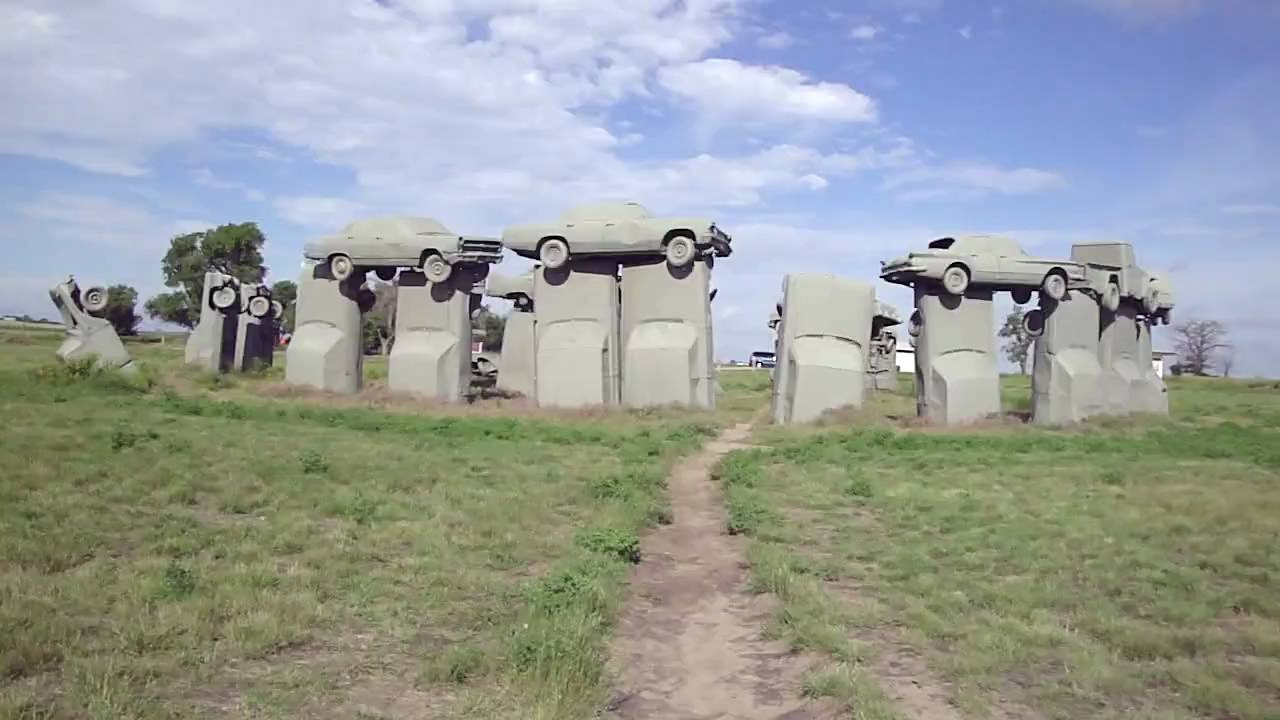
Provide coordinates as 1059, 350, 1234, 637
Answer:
928, 238, 955, 250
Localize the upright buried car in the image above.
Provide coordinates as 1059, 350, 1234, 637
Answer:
501, 202, 732, 269
881, 235, 1086, 303
304, 216, 502, 284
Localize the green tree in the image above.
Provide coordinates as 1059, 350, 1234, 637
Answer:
362, 281, 397, 355
271, 280, 298, 334
998, 306, 1033, 375
144, 223, 267, 328
475, 305, 506, 351
103, 284, 142, 336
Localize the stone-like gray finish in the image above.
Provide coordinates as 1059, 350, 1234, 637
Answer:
534, 258, 621, 407
913, 286, 1001, 424
285, 260, 365, 394
485, 270, 537, 398
1096, 303, 1143, 415
387, 269, 478, 402
1133, 319, 1169, 414
232, 282, 279, 372
185, 271, 240, 372
48, 276, 134, 371
868, 301, 902, 392
619, 258, 716, 409
771, 274, 874, 425
1029, 293, 1105, 425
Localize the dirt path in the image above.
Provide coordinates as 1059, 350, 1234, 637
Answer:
605, 423, 833, 720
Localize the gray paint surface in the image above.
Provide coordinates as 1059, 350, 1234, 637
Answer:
232, 282, 278, 372
534, 258, 621, 407
284, 260, 364, 394
387, 269, 475, 401
485, 270, 537, 398
619, 258, 716, 409
913, 286, 1001, 424
771, 273, 873, 424
1096, 303, 1143, 415
185, 271, 239, 372
1133, 319, 1169, 414
48, 276, 134, 371
868, 301, 902, 392
1030, 293, 1105, 425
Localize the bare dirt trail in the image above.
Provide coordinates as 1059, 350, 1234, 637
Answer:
605, 422, 834, 720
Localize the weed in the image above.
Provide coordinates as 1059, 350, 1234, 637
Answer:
160, 562, 195, 599
299, 449, 329, 475
845, 471, 873, 498
574, 528, 641, 564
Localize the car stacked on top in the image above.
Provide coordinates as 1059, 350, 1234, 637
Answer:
304, 216, 503, 284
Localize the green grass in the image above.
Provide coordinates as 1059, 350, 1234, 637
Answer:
0, 331, 744, 719
719, 374, 1280, 720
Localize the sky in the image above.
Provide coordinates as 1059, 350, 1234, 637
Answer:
1, 0, 1277, 375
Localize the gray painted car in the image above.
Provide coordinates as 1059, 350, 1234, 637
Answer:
1070, 242, 1158, 313
881, 235, 1086, 303
501, 202, 732, 269
1146, 272, 1175, 324
304, 216, 502, 285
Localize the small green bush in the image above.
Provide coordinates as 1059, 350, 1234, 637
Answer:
299, 450, 329, 475
160, 562, 195, 599
574, 528, 641, 564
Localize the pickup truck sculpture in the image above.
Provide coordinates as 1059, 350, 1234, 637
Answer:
304, 216, 502, 284
880, 235, 1086, 303
1070, 242, 1159, 313
502, 202, 732, 269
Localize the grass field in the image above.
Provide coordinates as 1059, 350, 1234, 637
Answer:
0, 330, 758, 719
719, 375, 1280, 719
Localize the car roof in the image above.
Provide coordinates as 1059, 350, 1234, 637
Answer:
928, 234, 1024, 255
559, 202, 652, 222
339, 216, 453, 237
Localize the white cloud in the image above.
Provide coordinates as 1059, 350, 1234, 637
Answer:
191, 168, 265, 202
885, 162, 1066, 199
850, 24, 881, 40
756, 31, 795, 49
958, 25, 973, 39
14, 194, 176, 250
274, 196, 367, 229
658, 59, 877, 125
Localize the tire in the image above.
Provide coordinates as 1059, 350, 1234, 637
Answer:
357, 288, 376, 314
423, 254, 452, 284
907, 310, 922, 338
539, 238, 569, 270
1022, 308, 1045, 338
942, 264, 970, 296
1102, 282, 1121, 313
211, 284, 238, 310
329, 254, 354, 281
1011, 287, 1033, 305
247, 295, 271, 319
271, 300, 284, 320
374, 267, 396, 282
81, 286, 109, 313
1143, 288, 1159, 315
665, 235, 695, 268
1041, 271, 1067, 302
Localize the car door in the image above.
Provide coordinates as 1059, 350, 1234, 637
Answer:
563, 218, 607, 252
600, 218, 642, 252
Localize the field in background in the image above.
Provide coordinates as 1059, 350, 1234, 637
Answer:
721, 375, 1280, 719
0, 329, 762, 719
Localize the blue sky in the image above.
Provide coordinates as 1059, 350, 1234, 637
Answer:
2, 0, 1277, 374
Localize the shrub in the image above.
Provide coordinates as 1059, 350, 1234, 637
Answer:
574, 528, 641, 564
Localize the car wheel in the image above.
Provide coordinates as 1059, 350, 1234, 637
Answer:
1011, 287, 1033, 305
211, 284, 238, 310
539, 238, 569, 270
1103, 281, 1121, 313
1041, 271, 1067, 302
1022, 308, 1046, 338
357, 288, 376, 314
1143, 288, 1159, 315
423, 254, 452, 284
374, 267, 397, 281
907, 309, 922, 338
942, 265, 970, 296
665, 235, 695, 268
248, 295, 272, 319
271, 300, 284, 320
81, 286, 109, 313
329, 254, 355, 282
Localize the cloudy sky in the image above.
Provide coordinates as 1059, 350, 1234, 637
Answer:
1, 0, 1277, 375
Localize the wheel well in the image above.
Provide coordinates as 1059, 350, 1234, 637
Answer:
1046, 267, 1067, 280
662, 229, 695, 247
945, 261, 970, 277
418, 249, 442, 266
537, 235, 568, 252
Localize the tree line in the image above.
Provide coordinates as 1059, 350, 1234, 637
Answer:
100, 222, 504, 354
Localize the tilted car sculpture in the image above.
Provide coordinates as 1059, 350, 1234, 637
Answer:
1069, 241, 1160, 313
880, 235, 1086, 303
304, 216, 502, 284
1146, 272, 1175, 325
501, 202, 732, 269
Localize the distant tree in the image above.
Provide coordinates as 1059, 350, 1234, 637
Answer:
271, 280, 298, 334
144, 223, 267, 328
102, 284, 142, 336
362, 281, 397, 355
998, 306, 1034, 375
1173, 319, 1230, 376
475, 305, 506, 351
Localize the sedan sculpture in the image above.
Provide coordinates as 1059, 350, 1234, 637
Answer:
304, 216, 502, 284
881, 235, 1086, 303
502, 202, 732, 269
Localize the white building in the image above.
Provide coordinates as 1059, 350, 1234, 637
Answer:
896, 347, 1178, 377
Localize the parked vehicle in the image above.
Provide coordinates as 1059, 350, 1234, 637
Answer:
748, 351, 777, 369
502, 202, 732, 269
881, 235, 1086, 302
304, 216, 502, 284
